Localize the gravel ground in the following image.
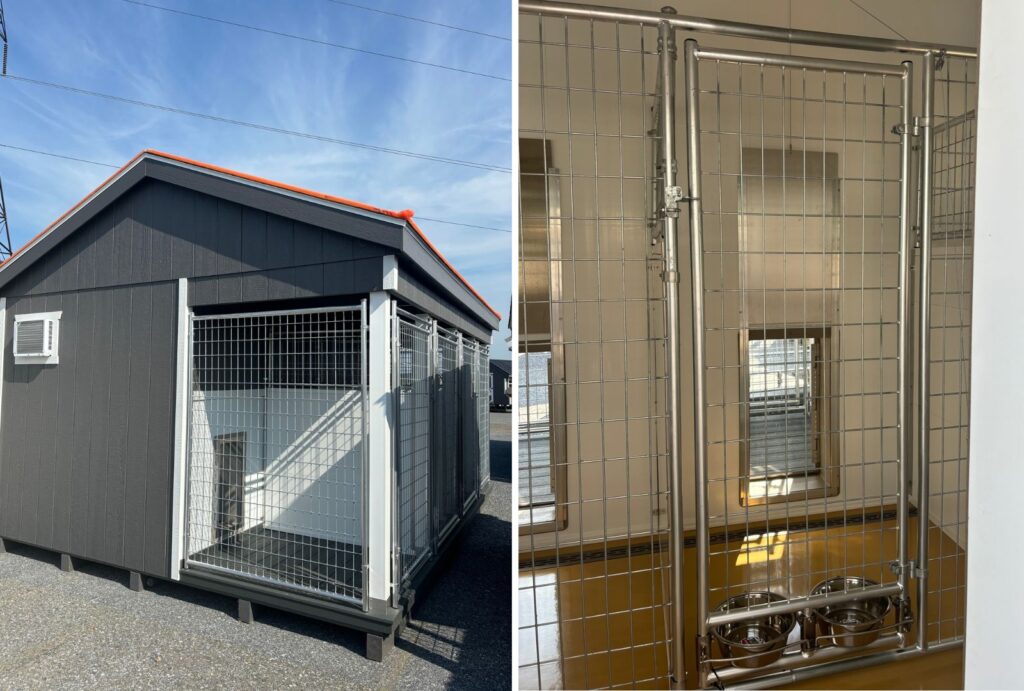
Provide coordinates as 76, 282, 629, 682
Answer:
0, 412, 512, 690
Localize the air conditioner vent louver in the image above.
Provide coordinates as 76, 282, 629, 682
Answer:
13, 312, 61, 364
15, 319, 48, 356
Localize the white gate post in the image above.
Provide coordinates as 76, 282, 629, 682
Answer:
170, 278, 190, 581
367, 291, 394, 604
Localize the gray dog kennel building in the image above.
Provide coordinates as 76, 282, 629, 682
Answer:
0, 149, 499, 657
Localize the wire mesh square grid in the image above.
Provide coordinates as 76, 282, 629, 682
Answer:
396, 310, 433, 580
184, 307, 367, 605
691, 47, 912, 615
518, 11, 674, 690
434, 327, 463, 540
924, 56, 976, 646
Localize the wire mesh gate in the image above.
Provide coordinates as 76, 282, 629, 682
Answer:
184, 305, 368, 608
518, 2, 977, 689
685, 42, 916, 686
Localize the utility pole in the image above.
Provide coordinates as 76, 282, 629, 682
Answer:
0, 1, 11, 259
0, 177, 11, 260
0, 0, 8, 75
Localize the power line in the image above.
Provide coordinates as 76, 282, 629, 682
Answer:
0, 142, 512, 234
0, 142, 118, 167
120, 0, 509, 82
4, 74, 511, 173
847, 0, 909, 41
321, 0, 511, 42
416, 216, 510, 233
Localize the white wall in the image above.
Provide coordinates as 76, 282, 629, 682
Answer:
187, 387, 363, 557
964, 2, 1022, 686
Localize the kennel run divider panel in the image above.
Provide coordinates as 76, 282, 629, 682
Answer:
396, 309, 433, 581
184, 305, 368, 609
922, 57, 976, 648
517, 8, 676, 690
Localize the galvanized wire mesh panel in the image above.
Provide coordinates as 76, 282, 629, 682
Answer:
397, 311, 433, 579
185, 307, 366, 606
924, 56, 976, 646
518, 11, 673, 690
688, 44, 913, 681
435, 327, 462, 538
478, 344, 491, 485
462, 339, 481, 510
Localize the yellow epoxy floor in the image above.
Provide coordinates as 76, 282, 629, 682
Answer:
519, 517, 965, 689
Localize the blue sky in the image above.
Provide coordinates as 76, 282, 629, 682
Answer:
0, 0, 512, 355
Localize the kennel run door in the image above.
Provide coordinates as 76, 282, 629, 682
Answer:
683, 41, 917, 686
184, 305, 368, 609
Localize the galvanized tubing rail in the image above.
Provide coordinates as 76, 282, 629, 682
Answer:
519, 0, 977, 58
916, 51, 937, 652
657, 16, 687, 688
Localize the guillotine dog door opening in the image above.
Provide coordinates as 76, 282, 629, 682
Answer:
184, 306, 367, 607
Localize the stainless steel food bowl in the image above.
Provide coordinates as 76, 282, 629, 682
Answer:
810, 577, 893, 648
711, 592, 797, 668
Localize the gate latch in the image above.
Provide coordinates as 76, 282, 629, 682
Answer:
664, 185, 685, 208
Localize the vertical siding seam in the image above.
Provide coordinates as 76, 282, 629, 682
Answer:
139, 285, 154, 567
120, 288, 133, 563
101, 288, 115, 560
63, 293, 79, 549
47, 296, 62, 548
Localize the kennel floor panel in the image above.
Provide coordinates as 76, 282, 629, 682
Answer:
188, 526, 363, 602
517, 516, 964, 690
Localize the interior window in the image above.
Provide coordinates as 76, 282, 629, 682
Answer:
743, 328, 838, 505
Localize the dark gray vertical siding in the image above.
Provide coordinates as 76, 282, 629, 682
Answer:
0, 174, 489, 582
144, 282, 176, 576
34, 293, 63, 547
69, 289, 96, 557
123, 284, 154, 573
51, 292, 77, 553
85, 288, 113, 560
0, 284, 176, 578
104, 287, 133, 566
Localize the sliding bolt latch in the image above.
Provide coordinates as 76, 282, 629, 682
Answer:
664, 185, 685, 207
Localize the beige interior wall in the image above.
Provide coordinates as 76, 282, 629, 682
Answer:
518, 0, 979, 550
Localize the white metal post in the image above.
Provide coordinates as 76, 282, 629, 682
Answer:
170, 278, 190, 581
367, 291, 395, 604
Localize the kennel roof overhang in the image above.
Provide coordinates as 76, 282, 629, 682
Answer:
0, 149, 501, 335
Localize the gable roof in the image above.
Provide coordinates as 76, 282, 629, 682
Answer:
0, 149, 500, 325
490, 359, 512, 375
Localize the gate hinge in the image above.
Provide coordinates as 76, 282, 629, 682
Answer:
696, 634, 710, 664
891, 559, 927, 579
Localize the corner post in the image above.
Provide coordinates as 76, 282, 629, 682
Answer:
682, 35, 707, 689
367, 291, 395, 608
916, 51, 937, 651
170, 277, 190, 581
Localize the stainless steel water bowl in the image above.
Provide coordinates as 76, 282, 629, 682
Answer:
810, 577, 893, 648
711, 592, 796, 668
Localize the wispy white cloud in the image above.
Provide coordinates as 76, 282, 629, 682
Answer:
0, 0, 512, 353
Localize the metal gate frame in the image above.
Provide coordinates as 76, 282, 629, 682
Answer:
684, 41, 916, 688
182, 303, 370, 611
518, 1, 978, 688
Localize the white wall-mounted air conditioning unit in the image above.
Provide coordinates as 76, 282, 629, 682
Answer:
14, 311, 61, 365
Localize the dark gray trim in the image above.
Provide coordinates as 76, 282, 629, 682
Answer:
400, 227, 500, 331
393, 271, 492, 343
179, 568, 401, 636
